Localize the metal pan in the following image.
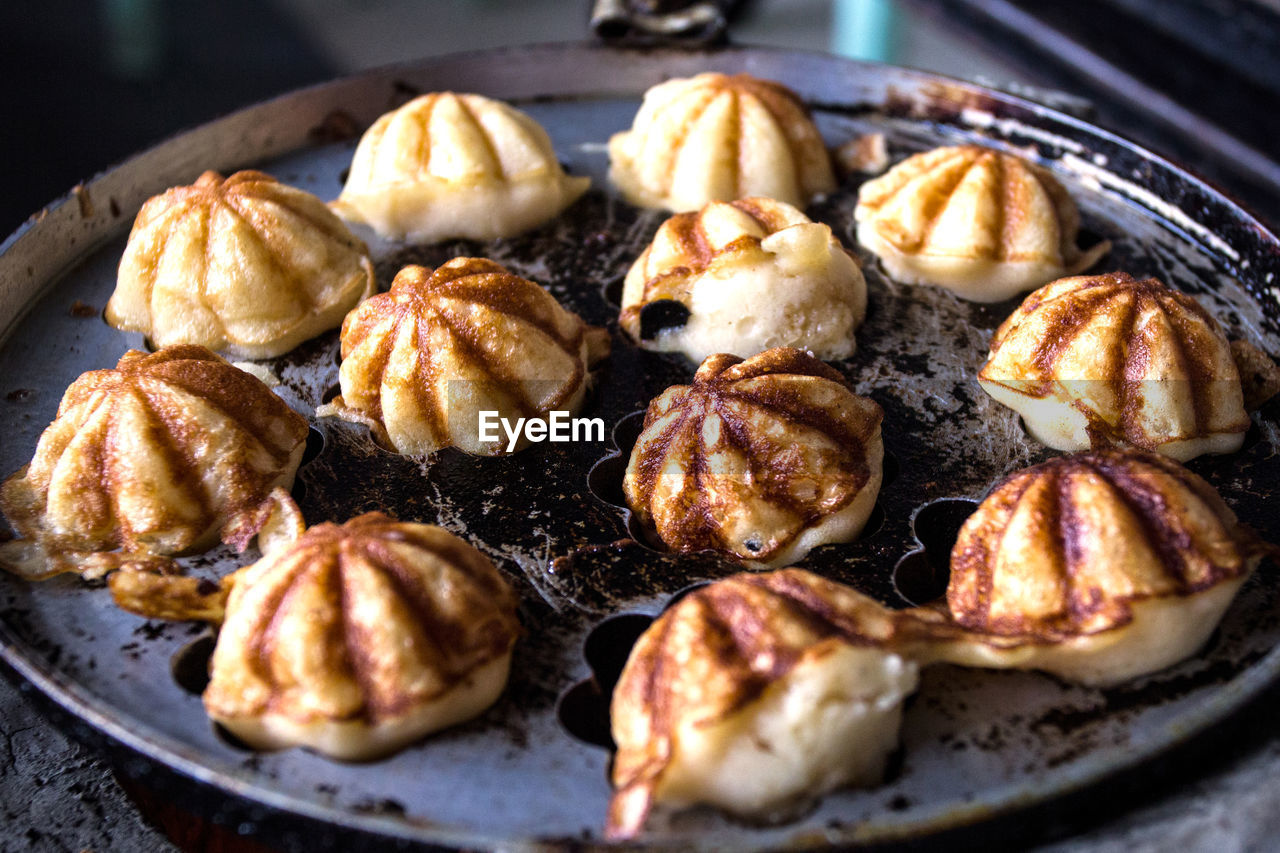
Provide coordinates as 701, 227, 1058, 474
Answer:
2, 43, 1279, 850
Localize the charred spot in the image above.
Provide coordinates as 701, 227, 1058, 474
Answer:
638, 299, 690, 341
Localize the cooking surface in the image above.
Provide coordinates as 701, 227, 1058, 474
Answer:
3, 46, 1280, 849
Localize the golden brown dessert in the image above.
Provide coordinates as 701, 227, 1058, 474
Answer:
619, 198, 867, 362
978, 272, 1251, 461
0, 346, 308, 579
854, 145, 1109, 301
608, 72, 836, 212
623, 348, 883, 568
106, 171, 375, 358
318, 258, 610, 455
205, 513, 519, 760
113, 512, 520, 761
332, 92, 589, 243
919, 449, 1270, 686
607, 569, 918, 839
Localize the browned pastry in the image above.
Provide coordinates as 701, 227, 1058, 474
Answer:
201, 513, 520, 760
0, 346, 308, 579
918, 448, 1271, 686
623, 348, 883, 568
854, 145, 1109, 301
318, 257, 610, 455
609, 72, 836, 211
331, 92, 590, 243
607, 569, 919, 839
112, 512, 521, 761
619, 198, 867, 361
978, 272, 1251, 461
106, 171, 375, 358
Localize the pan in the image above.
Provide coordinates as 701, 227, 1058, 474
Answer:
2, 41, 1279, 850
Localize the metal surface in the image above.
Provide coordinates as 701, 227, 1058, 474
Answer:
1, 43, 1280, 850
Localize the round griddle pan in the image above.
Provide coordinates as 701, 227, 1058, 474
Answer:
2, 42, 1279, 850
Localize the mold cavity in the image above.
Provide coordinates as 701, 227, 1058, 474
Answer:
613, 410, 647, 453
170, 634, 215, 696
557, 612, 654, 750
301, 427, 326, 466
625, 512, 668, 552
892, 498, 979, 606
213, 723, 257, 753
556, 680, 614, 749
881, 450, 900, 487
584, 613, 654, 694
661, 581, 711, 613
893, 551, 948, 606
587, 454, 628, 509
638, 299, 690, 341
602, 277, 625, 309
912, 498, 978, 561
743, 537, 763, 554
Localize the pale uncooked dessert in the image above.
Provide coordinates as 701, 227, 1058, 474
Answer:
0, 346, 308, 579
331, 92, 589, 243
318, 258, 610, 455
607, 569, 918, 839
106, 171, 375, 359
608, 72, 836, 212
914, 449, 1270, 687
978, 272, 1251, 461
623, 348, 883, 569
854, 145, 1110, 302
619, 198, 867, 361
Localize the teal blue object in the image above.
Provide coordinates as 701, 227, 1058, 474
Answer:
832, 0, 900, 63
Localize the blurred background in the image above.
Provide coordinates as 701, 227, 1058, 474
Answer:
3, 0, 1279, 239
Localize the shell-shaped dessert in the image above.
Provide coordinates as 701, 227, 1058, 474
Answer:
619, 198, 867, 361
106, 170, 375, 359
318, 258, 609, 456
608, 569, 918, 839
978, 272, 1250, 461
608, 72, 836, 212
331, 92, 590, 243
0, 346, 308, 579
854, 145, 1109, 302
928, 449, 1268, 686
623, 348, 883, 568
204, 513, 520, 760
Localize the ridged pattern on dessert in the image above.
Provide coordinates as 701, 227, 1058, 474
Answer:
980, 272, 1249, 446
855, 145, 1081, 263
344, 92, 564, 185
204, 512, 519, 723
615, 569, 900, 737
610, 73, 835, 209
623, 348, 881, 562
0, 345, 307, 556
333, 257, 596, 446
948, 449, 1260, 639
107, 171, 373, 355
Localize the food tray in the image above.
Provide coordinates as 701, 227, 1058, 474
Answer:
2, 44, 1279, 849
